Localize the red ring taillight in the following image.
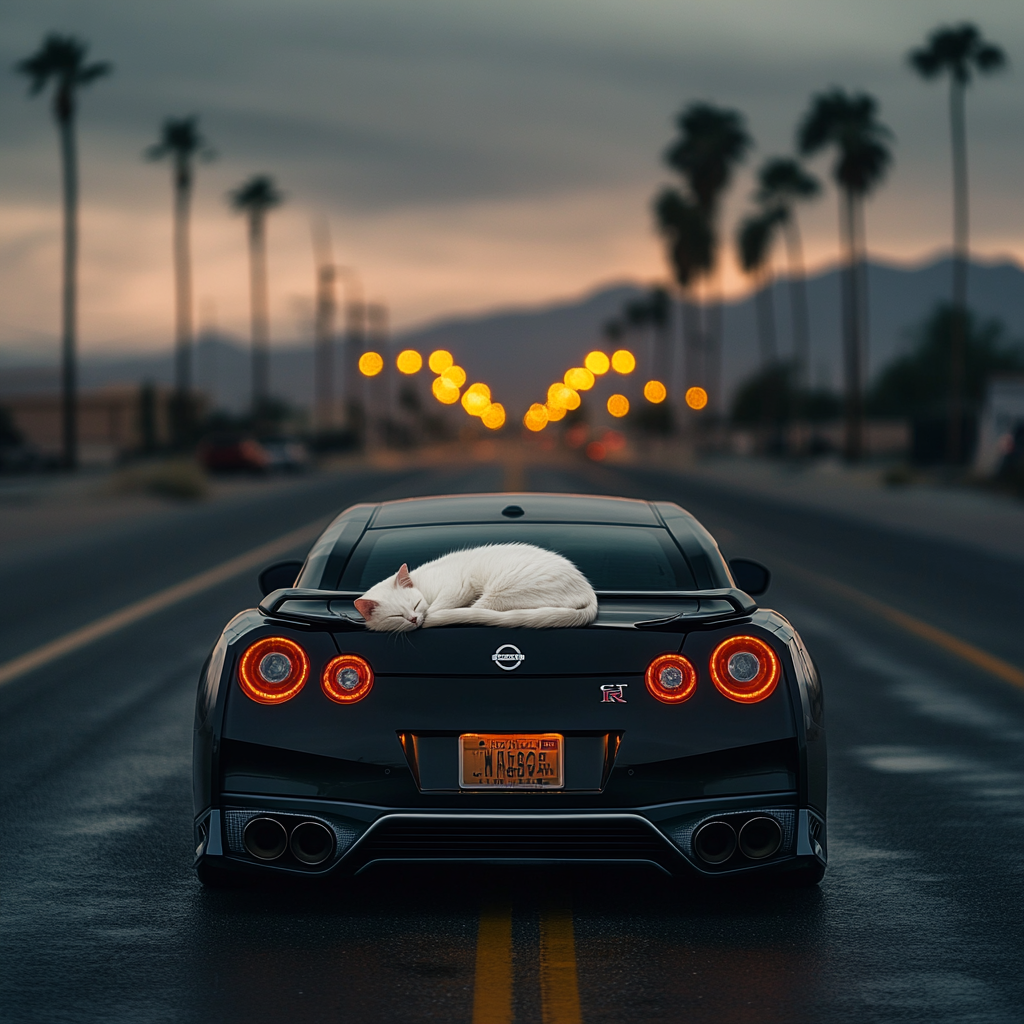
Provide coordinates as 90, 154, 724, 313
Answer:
237, 636, 309, 704
710, 635, 780, 703
645, 653, 698, 703
322, 654, 374, 704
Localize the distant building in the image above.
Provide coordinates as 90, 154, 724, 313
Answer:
0, 384, 179, 464
974, 376, 1024, 476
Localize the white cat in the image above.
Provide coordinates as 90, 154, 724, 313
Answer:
353, 543, 598, 632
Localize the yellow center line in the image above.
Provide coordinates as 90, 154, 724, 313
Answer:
779, 558, 1024, 690
0, 518, 329, 688
540, 898, 582, 1024
472, 897, 513, 1024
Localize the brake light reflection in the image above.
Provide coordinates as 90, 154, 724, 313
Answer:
237, 636, 310, 704
322, 654, 374, 704
710, 635, 780, 703
645, 653, 698, 703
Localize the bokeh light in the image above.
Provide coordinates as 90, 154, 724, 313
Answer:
462, 388, 491, 416
547, 384, 579, 410
585, 351, 610, 375
442, 364, 467, 387
432, 376, 461, 404
644, 380, 667, 403
603, 429, 626, 451
396, 349, 423, 374
685, 386, 709, 410
545, 403, 567, 422
565, 366, 595, 391
481, 403, 506, 429
607, 394, 629, 417
524, 403, 549, 431
611, 349, 636, 374
428, 349, 453, 374
586, 441, 607, 461
359, 351, 384, 376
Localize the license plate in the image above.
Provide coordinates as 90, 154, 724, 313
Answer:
459, 733, 564, 789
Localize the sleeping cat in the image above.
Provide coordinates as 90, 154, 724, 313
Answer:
353, 543, 598, 632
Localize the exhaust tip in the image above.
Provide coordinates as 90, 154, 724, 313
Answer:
738, 816, 782, 860
693, 820, 737, 865
289, 821, 335, 866
243, 817, 288, 861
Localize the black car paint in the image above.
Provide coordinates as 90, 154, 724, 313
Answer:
193, 493, 827, 882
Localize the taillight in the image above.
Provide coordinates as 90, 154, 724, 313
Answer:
322, 654, 374, 704
710, 635, 780, 703
645, 653, 698, 703
238, 636, 310, 704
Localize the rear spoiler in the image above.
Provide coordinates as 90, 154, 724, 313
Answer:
258, 587, 757, 630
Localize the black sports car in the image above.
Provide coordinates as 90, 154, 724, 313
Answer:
193, 493, 826, 886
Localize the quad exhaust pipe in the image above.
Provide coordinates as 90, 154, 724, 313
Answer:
693, 815, 783, 865
242, 816, 335, 866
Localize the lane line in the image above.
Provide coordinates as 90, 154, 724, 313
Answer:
780, 559, 1024, 690
540, 899, 582, 1024
472, 897, 513, 1024
0, 518, 328, 688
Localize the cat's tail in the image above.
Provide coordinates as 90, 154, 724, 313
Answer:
423, 604, 597, 629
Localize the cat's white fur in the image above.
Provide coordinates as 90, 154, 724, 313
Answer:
353, 543, 597, 632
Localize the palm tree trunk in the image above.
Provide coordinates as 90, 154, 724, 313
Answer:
754, 269, 778, 367
782, 218, 811, 389
706, 283, 723, 420
248, 211, 270, 419
57, 103, 78, 470
682, 291, 701, 397
172, 157, 194, 446
313, 263, 336, 434
840, 188, 863, 461
948, 77, 969, 463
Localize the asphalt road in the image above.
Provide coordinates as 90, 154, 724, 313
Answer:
2, 458, 1022, 1024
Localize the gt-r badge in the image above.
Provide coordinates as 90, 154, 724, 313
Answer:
600, 684, 628, 703
491, 644, 525, 671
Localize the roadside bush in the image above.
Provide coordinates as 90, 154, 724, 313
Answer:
112, 459, 209, 500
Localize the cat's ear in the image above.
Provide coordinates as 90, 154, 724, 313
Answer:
395, 564, 414, 589
354, 598, 378, 621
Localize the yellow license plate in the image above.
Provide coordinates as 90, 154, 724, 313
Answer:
459, 733, 564, 789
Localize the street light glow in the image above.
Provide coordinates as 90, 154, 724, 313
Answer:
585, 351, 610, 375
359, 351, 384, 376
396, 349, 423, 374
523, 403, 549, 431
428, 349, 453, 374
685, 386, 709, 410
462, 387, 491, 416
565, 367, 595, 391
442, 364, 467, 387
481, 403, 506, 429
644, 380, 667, 403
611, 350, 636, 374
545, 403, 567, 422
432, 376, 461, 404
607, 394, 629, 417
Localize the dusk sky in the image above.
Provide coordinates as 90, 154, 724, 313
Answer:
1, 0, 1021, 358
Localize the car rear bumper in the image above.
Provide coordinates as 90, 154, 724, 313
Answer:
195, 792, 826, 881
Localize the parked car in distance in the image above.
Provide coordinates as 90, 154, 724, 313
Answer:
197, 434, 272, 474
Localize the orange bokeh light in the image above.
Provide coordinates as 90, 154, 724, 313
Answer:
396, 349, 423, 374
432, 376, 461, 404
585, 351, 610, 375
644, 380, 667, 403
358, 351, 384, 376
607, 394, 629, 417
611, 350, 636, 374
686, 386, 709, 410
428, 349, 453, 374
442, 364, 467, 387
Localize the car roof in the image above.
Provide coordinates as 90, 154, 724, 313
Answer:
369, 492, 662, 528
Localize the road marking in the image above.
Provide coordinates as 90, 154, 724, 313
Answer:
472, 897, 513, 1024
782, 560, 1024, 691
540, 899, 582, 1024
0, 518, 328, 688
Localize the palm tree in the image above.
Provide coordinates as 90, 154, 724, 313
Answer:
654, 189, 713, 404
16, 35, 111, 469
147, 116, 214, 446
754, 158, 821, 387
798, 89, 892, 461
909, 23, 1006, 463
660, 103, 751, 415
737, 209, 784, 367
229, 175, 284, 420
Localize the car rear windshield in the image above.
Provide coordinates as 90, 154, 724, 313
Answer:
340, 524, 695, 591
